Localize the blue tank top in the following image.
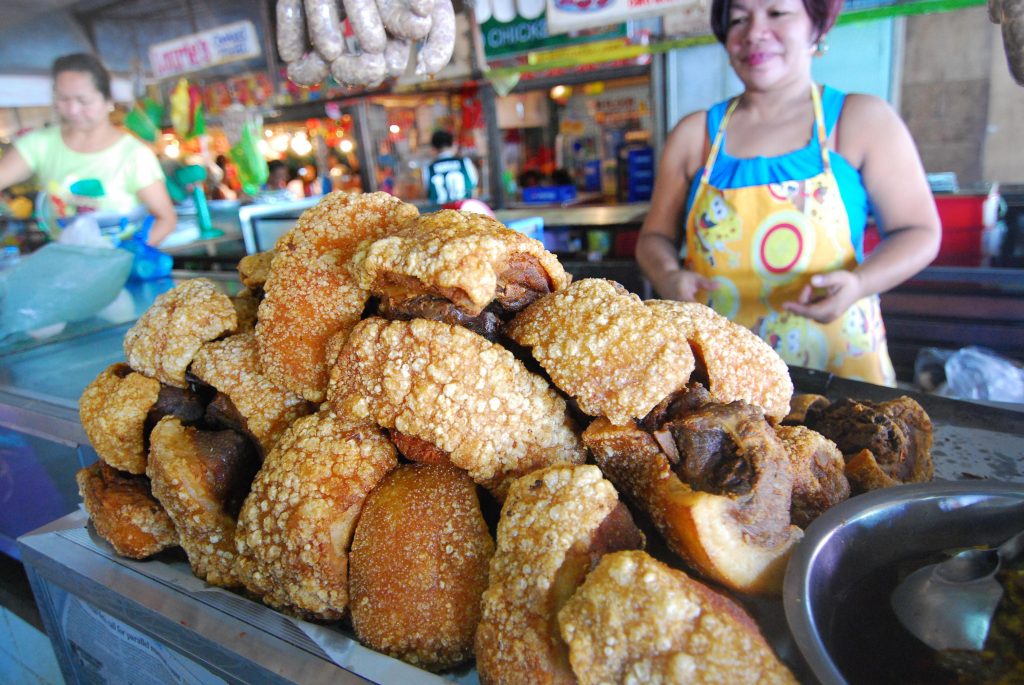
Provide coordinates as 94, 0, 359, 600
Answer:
684, 85, 872, 261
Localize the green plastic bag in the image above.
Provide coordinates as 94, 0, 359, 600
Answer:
229, 123, 269, 196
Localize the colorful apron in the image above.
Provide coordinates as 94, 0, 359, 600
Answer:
684, 85, 896, 386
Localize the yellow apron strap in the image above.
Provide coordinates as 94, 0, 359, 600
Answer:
703, 85, 828, 183
699, 97, 741, 187
810, 83, 831, 173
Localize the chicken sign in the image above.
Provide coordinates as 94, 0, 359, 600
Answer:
545, 0, 702, 33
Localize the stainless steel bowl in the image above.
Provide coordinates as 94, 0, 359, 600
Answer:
783, 480, 1024, 684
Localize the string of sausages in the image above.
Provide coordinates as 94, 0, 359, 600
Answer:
276, 0, 456, 87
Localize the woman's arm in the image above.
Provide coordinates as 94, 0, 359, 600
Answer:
637, 111, 718, 301
784, 95, 941, 322
136, 180, 178, 246
0, 147, 34, 193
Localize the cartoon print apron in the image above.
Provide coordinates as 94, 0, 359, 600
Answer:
684, 85, 896, 386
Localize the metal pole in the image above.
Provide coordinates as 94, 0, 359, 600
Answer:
352, 100, 378, 192
480, 82, 505, 209
258, 0, 283, 99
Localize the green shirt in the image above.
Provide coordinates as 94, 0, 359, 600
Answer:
14, 125, 165, 215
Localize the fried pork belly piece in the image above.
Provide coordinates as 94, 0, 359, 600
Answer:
584, 397, 802, 596
351, 209, 569, 322
806, 396, 934, 492
234, 410, 396, 620
329, 317, 586, 500
79, 363, 162, 474
646, 300, 793, 423
230, 289, 261, 332
190, 333, 313, 455
558, 550, 797, 685
475, 465, 644, 685
774, 425, 850, 528
349, 463, 493, 671
147, 417, 260, 587
256, 191, 419, 402
781, 393, 830, 426
123, 278, 237, 388
507, 279, 695, 426
237, 250, 274, 291
77, 461, 179, 559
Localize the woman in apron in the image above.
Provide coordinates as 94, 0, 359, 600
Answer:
637, 0, 940, 386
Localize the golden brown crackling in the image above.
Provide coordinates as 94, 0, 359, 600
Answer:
147, 417, 254, 587
328, 317, 585, 500
774, 424, 850, 528
237, 251, 274, 290
79, 363, 161, 474
645, 300, 793, 423
77, 461, 179, 559
230, 289, 261, 332
190, 333, 313, 454
350, 209, 569, 317
583, 418, 801, 596
475, 464, 632, 685
233, 409, 396, 620
806, 396, 934, 493
349, 463, 493, 671
256, 191, 418, 402
506, 279, 695, 426
558, 550, 797, 685
123, 278, 237, 388
781, 393, 830, 425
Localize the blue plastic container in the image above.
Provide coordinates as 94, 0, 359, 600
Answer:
522, 185, 578, 204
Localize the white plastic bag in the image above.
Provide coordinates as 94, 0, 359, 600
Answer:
57, 214, 114, 248
0, 244, 133, 339
943, 346, 1024, 403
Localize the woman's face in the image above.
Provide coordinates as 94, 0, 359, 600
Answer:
725, 0, 817, 91
54, 70, 111, 132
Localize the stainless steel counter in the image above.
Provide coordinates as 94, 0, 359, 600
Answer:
495, 203, 650, 228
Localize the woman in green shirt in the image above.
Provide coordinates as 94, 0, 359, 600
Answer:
0, 53, 176, 246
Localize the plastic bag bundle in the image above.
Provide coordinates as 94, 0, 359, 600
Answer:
0, 244, 133, 339
917, 346, 1024, 403
945, 346, 1024, 402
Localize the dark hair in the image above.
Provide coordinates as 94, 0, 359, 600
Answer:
52, 53, 112, 100
709, 0, 843, 43
268, 159, 288, 174
431, 130, 454, 151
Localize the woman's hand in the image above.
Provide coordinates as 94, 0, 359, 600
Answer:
782, 270, 863, 323
137, 180, 178, 246
656, 269, 720, 303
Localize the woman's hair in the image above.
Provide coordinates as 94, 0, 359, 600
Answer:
709, 0, 843, 44
52, 53, 112, 100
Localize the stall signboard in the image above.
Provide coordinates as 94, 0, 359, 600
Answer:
480, 10, 626, 58
662, 0, 710, 36
149, 21, 262, 80
545, 0, 702, 34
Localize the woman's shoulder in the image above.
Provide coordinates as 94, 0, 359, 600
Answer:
15, 124, 61, 147
838, 92, 900, 126
116, 130, 156, 151
835, 92, 906, 163
669, 109, 708, 139
663, 109, 712, 169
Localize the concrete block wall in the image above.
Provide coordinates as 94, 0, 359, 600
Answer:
900, 6, 993, 187
900, 6, 1024, 186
